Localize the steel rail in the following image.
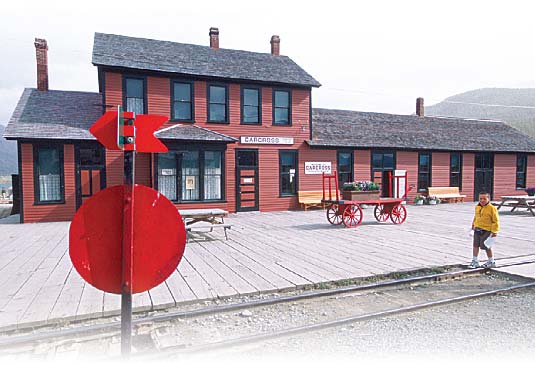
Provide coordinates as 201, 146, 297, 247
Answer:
1, 258, 534, 348
147, 280, 535, 357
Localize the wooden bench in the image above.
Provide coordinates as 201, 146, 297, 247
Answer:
428, 187, 466, 203
298, 190, 339, 211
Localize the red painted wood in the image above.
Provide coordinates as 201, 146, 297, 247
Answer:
461, 153, 475, 201
21, 143, 76, 223
355, 150, 371, 181
527, 155, 535, 188
494, 154, 518, 197
431, 152, 449, 187
299, 146, 336, 191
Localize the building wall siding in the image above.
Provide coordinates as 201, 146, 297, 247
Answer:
494, 154, 518, 197
299, 146, 336, 191
21, 143, 76, 223
527, 155, 535, 188
355, 150, 371, 181
431, 152, 449, 187
461, 153, 475, 201
396, 151, 418, 202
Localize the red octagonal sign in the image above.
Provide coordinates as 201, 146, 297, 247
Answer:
69, 184, 186, 294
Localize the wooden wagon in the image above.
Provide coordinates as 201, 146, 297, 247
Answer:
320, 172, 408, 228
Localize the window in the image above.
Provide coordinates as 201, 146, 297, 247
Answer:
280, 150, 298, 196
34, 146, 63, 203
208, 85, 228, 122
273, 90, 291, 125
418, 152, 431, 192
172, 82, 193, 121
157, 150, 223, 202
124, 77, 145, 115
337, 151, 353, 187
516, 154, 527, 189
241, 87, 261, 124
450, 153, 463, 189
204, 151, 222, 200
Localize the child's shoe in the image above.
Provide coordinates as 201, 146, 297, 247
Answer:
482, 260, 496, 268
468, 260, 480, 269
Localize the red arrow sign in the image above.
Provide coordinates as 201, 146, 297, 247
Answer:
89, 110, 169, 153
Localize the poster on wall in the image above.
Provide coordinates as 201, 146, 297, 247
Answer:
185, 176, 196, 190
304, 162, 332, 175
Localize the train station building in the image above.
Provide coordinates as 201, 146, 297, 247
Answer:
4, 29, 535, 223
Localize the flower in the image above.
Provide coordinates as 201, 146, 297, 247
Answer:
342, 180, 380, 192
414, 194, 425, 203
426, 196, 441, 204
526, 187, 535, 196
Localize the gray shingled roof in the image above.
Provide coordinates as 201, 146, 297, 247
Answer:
155, 124, 237, 142
3, 88, 236, 143
92, 32, 321, 88
3, 88, 103, 140
309, 108, 535, 153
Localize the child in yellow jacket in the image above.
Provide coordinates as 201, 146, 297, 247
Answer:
470, 192, 499, 268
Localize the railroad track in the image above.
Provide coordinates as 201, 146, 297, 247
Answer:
1, 255, 535, 358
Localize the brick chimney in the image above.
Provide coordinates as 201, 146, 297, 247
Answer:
270, 35, 280, 56
416, 97, 424, 117
34, 38, 49, 91
209, 27, 219, 49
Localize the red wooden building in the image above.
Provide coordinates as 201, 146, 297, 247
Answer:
4, 30, 535, 223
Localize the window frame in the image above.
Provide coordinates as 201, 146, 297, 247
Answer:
417, 152, 432, 193
272, 89, 292, 126
240, 85, 262, 125
279, 150, 298, 197
516, 153, 528, 189
154, 146, 226, 203
122, 75, 147, 115
207, 83, 229, 124
449, 152, 463, 190
33, 144, 65, 205
337, 150, 354, 187
170, 80, 195, 122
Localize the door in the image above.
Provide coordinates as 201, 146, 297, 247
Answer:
474, 153, 494, 199
236, 149, 258, 212
76, 146, 106, 209
371, 151, 396, 197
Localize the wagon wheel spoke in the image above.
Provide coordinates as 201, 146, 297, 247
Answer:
374, 204, 390, 222
390, 204, 407, 224
326, 204, 343, 225
342, 205, 363, 228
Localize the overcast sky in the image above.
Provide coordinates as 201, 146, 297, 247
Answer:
1, 0, 534, 126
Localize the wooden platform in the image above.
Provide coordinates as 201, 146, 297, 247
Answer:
0, 203, 533, 331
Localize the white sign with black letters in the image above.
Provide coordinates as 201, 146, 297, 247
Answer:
304, 162, 332, 175
240, 136, 294, 145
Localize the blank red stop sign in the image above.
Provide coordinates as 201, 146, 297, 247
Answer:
69, 184, 186, 294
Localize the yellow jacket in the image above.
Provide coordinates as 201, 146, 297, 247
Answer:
473, 203, 500, 234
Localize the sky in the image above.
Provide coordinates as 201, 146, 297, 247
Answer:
1, 0, 535, 126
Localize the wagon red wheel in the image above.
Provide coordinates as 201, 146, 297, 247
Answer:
374, 204, 390, 222
342, 204, 363, 228
326, 204, 343, 225
390, 204, 407, 224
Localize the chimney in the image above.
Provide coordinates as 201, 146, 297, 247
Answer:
270, 35, 280, 56
34, 38, 49, 91
209, 27, 219, 49
416, 97, 424, 117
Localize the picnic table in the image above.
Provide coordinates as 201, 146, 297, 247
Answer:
496, 195, 535, 216
178, 208, 231, 240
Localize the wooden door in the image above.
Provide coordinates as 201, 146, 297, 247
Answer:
474, 152, 494, 199
235, 149, 258, 212
76, 146, 106, 209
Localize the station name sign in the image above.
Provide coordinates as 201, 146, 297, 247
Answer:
240, 136, 294, 145
304, 162, 332, 175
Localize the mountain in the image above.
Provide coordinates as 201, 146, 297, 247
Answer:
0, 125, 18, 175
426, 88, 535, 138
